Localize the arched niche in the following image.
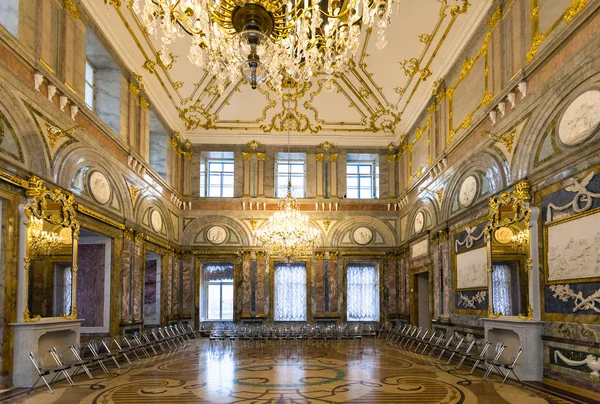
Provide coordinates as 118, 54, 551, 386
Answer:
329, 216, 396, 247
181, 215, 251, 248
54, 145, 130, 218
135, 195, 173, 240
444, 149, 508, 219
406, 198, 439, 240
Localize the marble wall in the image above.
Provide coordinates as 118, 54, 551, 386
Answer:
0, 0, 19, 38
95, 69, 122, 136
144, 259, 158, 323
149, 112, 168, 179
78, 244, 106, 327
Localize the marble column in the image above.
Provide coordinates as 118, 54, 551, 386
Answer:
257, 153, 265, 197
385, 253, 398, 318
329, 252, 339, 315
431, 235, 441, 320
387, 154, 396, 199
172, 255, 181, 317
241, 251, 252, 316
242, 152, 251, 197
183, 154, 192, 196
121, 230, 133, 323
316, 154, 324, 198
314, 254, 325, 315
162, 253, 173, 322
181, 254, 193, 317
132, 233, 144, 322
138, 101, 150, 162
329, 154, 338, 198
440, 236, 451, 318
255, 251, 266, 315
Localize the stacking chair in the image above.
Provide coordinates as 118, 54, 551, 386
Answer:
484, 346, 523, 386
455, 338, 481, 370
482, 343, 506, 380
421, 333, 443, 355
405, 327, 423, 349
446, 336, 467, 365
399, 326, 418, 346
411, 330, 429, 351
54, 346, 93, 381
110, 336, 134, 365
430, 334, 453, 359
28, 350, 74, 394
416, 332, 437, 353
88, 340, 119, 371
438, 336, 464, 363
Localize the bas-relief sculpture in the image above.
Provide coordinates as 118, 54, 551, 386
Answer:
546, 211, 600, 282
410, 238, 428, 259
414, 211, 425, 234
549, 284, 600, 313
88, 171, 111, 205
352, 226, 373, 245
150, 210, 163, 233
558, 90, 600, 146
455, 246, 487, 290
458, 175, 478, 207
206, 225, 227, 245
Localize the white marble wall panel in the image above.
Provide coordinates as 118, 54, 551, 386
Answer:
0, 0, 19, 38
96, 69, 122, 136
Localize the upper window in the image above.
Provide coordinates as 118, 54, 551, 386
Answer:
346, 153, 379, 199
85, 60, 96, 110
346, 263, 380, 321
202, 263, 234, 321
276, 152, 306, 198
200, 152, 234, 197
274, 262, 306, 321
0, 0, 19, 38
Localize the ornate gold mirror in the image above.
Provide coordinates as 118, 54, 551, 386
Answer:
485, 180, 532, 319
23, 176, 79, 321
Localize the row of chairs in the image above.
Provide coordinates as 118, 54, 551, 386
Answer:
386, 324, 523, 386
28, 324, 198, 394
208, 323, 379, 348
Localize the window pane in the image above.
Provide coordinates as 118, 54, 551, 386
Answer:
222, 174, 234, 185
359, 164, 372, 174
347, 165, 358, 174
85, 83, 94, 110
221, 186, 234, 197
223, 163, 234, 173
208, 187, 221, 197
207, 284, 221, 319
359, 189, 372, 199
85, 62, 94, 83
347, 189, 359, 199
290, 163, 304, 173
208, 174, 222, 186
221, 284, 234, 320
347, 177, 358, 188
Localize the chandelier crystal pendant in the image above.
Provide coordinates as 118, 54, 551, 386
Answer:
256, 91, 319, 262
132, 0, 397, 94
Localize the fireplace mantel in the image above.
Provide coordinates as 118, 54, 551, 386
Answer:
481, 317, 545, 381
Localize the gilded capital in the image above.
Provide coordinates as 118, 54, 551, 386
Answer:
315, 153, 324, 161
242, 152, 253, 161
387, 154, 397, 162
256, 153, 266, 161
328, 153, 339, 162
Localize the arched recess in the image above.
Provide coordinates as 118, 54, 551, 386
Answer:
180, 215, 251, 248
53, 145, 132, 219
512, 52, 600, 179
405, 197, 439, 241
0, 84, 49, 176
135, 194, 174, 240
329, 216, 396, 247
443, 148, 508, 219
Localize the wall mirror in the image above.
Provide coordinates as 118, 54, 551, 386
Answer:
23, 176, 79, 322
485, 180, 532, 318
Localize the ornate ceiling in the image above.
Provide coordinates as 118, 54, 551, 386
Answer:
85, 0, 492, 147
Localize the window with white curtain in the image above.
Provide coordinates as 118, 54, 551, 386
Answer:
202, 263, 234, 321
492, 264, 511, 315
274, 262, 306, 321
347, 263, 380, 321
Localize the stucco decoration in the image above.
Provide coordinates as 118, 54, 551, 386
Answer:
458, 175, 478, 207
549, 284, 600, 313
457, 290, 487, 309
456, 246, 487, 290
414, 211, 425, 234
546, 172, 600, 222
150, 209, 163, 233
88, 171, 111, 205
547, 211, 600, 282
454, 225, 485, 251
352, 226, 373, 245
206, 225, 228, 245
558, 90, 600, 146
554, 350, 600, 377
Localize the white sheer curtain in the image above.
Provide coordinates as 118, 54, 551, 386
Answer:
274, 263, 306, 321
492, 264, 511, 315
347, 263, 380, 321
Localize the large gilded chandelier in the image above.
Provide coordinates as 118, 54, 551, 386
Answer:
132, 0, 397, 93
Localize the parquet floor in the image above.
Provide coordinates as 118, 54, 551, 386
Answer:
5, 338, 591, 403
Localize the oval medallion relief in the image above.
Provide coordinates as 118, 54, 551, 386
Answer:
206, 225, 227, 245
458, 175, 478, 207
88, 171, 111, 205
353, 226, 373, 245
414, 211, 425, 234
558, 90, 600, 146
150, 210, 163, 233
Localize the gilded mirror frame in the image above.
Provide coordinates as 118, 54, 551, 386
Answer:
23, 176, 80, 322
484, 179, 533, 319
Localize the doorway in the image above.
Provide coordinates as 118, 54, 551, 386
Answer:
416, 272, 431, 329
144, 252, 161, 326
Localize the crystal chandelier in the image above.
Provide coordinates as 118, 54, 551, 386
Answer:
28, 217, 62, 257
132, 0, 397, 94
256, 93, 319, 262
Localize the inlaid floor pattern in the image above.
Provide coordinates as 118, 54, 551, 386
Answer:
7, 339, 587, 403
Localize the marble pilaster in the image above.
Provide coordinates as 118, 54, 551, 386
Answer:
242, 152, 251, 197
440, 239, 451, 318
181, 255, 193, 316
386, 257, 398, 316
316, 154, 324, 197
132, 235, 144, 322
257, 153, 265, 197
121, 234, 132, 322
387, 155, 396, 199
172, 256, 181, 317
255, 253, 266, 315
329, 154, 338, 198
314, 258, 324, 314
329, 256, 339, 314
241, 253, 251, 316
162, 254, 173, 321
61, 9, 86, 95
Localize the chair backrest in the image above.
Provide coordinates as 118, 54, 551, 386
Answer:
508, 346, 523, 367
